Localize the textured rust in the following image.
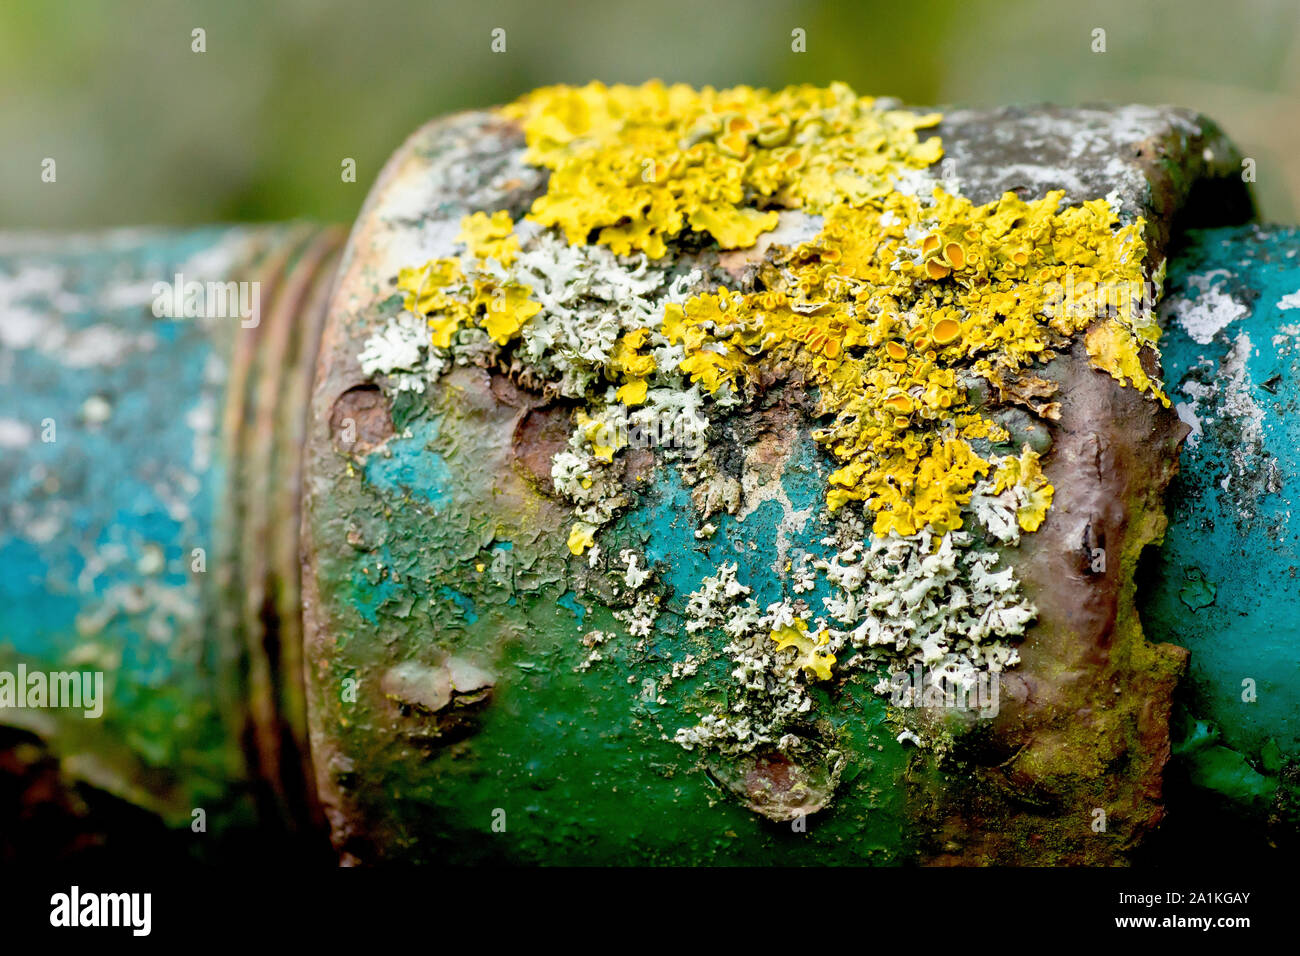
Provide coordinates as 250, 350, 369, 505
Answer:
510, 404, 572, 495
330, 385, 394, 453
918, 337, 1192, 864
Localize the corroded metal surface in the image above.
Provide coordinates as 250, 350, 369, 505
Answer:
1140, 225, 1300, 849
2, 94, 1290, 868
301, 97, 1254, 864
0, 224, 343, 857
916, 335, 1189, 863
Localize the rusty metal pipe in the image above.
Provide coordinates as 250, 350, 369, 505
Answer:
1, 100, 1297, 865
0, 224, 342, 859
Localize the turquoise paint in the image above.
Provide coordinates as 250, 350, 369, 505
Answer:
629, 436, 838, 614
439, 586, 480, 625
622, 433, 892, 672
351, 544, 404, 627
0, 230, 230, 668
1142, 226, 1300, 776
555, 590, 585, 625
363, 418, 452, 505
0, 226, 298, 831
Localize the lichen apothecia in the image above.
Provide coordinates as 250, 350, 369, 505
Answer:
360, 81, 1171, 764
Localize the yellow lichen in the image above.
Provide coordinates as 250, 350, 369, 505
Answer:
567, 521, 597, 555
457, 209, 520, 265
396, 258, 472, 347
1085, 319, 1171, 406
989, 446, 1056, 532
478, 283, 542, 345
615, 378, 649, 406
609, 328, 655, 372
501, 81, 942, 258
770, 620, 836, 681
575, 409, 624, 462
648, 186, 1150, 533
392, 83, 1171, 554
397, 214, 543, 349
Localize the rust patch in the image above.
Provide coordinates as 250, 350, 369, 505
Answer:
488, 370, 528, 408
511, 403, 573, 496
621, 446, 657, 489
708, 746, 841, 822
330, 385, 393, 454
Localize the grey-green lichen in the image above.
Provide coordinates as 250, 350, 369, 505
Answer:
349, 83, 1148, 812
669, 517, 1033, 757
359, 202, 1038, 770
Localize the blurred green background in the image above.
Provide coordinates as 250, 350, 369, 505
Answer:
2, 0, 1297, 229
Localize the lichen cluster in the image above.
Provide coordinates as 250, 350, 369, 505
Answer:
670, 523, 1034, 756
360, 81, 1172, 764
653, 187, 1157, 536
501, 81, 943, 258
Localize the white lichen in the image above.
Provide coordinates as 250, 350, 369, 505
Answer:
358, 310, 448, 393
619, 549, 651, 589
816, 529, 1032, 697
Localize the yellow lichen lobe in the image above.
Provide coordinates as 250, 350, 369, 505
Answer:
396, 258, 470, 347
573, 411, 615, 462
770, 620, 836, 681
501, 81, 942, 258
991, 446, 1056, 532
1085, 319, 1171, 407
457, 209, 520, 265
567, 521, 597, 555
398, 213, 543, 350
